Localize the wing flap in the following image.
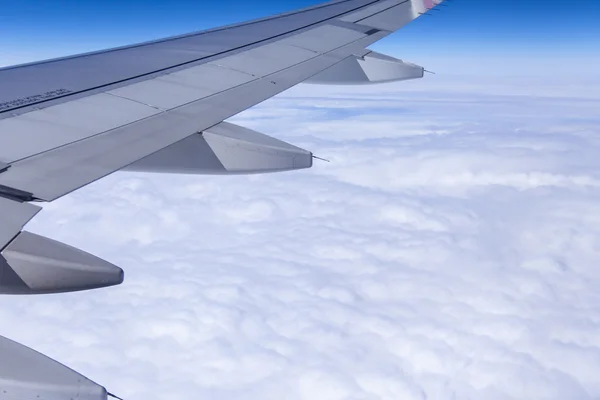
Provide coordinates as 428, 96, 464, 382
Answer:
0, 94, 161, 163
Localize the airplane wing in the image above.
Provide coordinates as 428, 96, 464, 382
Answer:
0, 0, 444, 296
0, 1, 449, 398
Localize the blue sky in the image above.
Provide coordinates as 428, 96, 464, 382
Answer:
2, 2, 600, 400
1, 0, 599, 63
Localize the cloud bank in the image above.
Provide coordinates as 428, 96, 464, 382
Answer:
1, 74, 600, 400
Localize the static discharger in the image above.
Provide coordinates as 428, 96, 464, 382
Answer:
313, 155, 331, 163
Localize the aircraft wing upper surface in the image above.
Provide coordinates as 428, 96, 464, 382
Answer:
0, 1, 450, 398
0, 0, 445, 296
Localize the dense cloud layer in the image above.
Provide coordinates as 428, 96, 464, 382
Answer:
1, 75, 600, 400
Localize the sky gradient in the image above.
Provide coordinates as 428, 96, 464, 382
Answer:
2, 0, 599, 68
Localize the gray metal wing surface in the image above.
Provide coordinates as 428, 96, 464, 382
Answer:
0, 0, 449, 397
0, 0, 445, 297
0, 0, 440, 204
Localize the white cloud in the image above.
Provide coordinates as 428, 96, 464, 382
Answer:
1, 74, 600, 400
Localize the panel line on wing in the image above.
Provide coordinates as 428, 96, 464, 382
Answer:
105, 92, 165, 111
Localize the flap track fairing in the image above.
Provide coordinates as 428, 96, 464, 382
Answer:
124, 121, 313, 175
306, 51, 424, 85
